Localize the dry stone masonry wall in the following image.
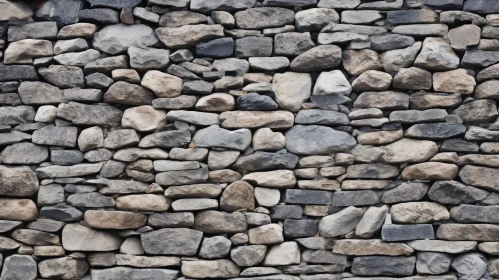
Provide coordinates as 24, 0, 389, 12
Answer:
2, 0, 499, 279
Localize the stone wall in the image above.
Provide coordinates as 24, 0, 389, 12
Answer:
1, 0, 499, 279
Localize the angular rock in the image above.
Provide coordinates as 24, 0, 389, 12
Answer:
273, 72, 312, 112
343, 49, 382, 76
156, 24, 224, 49
414, 37, 460, 71
313, 70, 352, 96
104, 82, 155, 106
262, 242, 300, 266
35, 0, 84, 25
433, 69, 476, 94
274, 32, 315, 56
39, 257, 89, 279
382, 224, 435, 242
193, 126, 251, 151
428, 180, 489, 204
285, 125, 356, 155
454, 99, 498, 123
235, 7, 294, 29
141, 228, 203, 256
319, 206, 364, 237
405, 123, 466, 140
194, 210, 247, 234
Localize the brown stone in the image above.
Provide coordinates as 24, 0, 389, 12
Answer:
84, 210, 147, 229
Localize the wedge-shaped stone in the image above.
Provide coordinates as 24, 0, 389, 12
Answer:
380, 42, 422, 73
104, 81, 155, 106
333, 239, 414, 256
381, 138, 438, 164
193, 126, 251, 151
352, 256, 416, 276
319, 206, 363, 237
194, 210, 247, 234
243, 170, 296, 188
36, 163, 103, 179
437, 224, 499, 241
58, 102, 122, 127
84, 210, 146, 229
141, 228, 203, 256
391, 202, 450, 224
220, 111, 294, 129
428, 180, 489, 205
405, 123, 466, 140
156, 24, 224, 49
414, 37, 459, 71
138, 131, 191, 149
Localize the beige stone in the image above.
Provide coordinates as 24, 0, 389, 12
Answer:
391, 202, 450, 223
402, 162, 458, 180
196, 93, 235, 112
220, 181, 255, 212
252, 128, 286, 151
433, 69, 476, 94
248, 224, 284, 245
343, 49, 382, 76
141, 70, 183, 97
84, 210, 147, 229
220, 111, 294, 129
437, 224, 499, 241
0, 198, 38, 221
116, 194, 171, 212
333, 239, 414, 256
357, 129, 403, 145
381, 138, 438, 164
242, 170, 296, 188
122, 105, 166, 132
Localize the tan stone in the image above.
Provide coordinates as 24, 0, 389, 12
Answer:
333, 239, 414, 256
248, 224, 284, 245
84, 210, 147, 229
220, 181, 255, 212
459, 165, 499, 191
242, 170, 296, 188
4, 39, 53, 64
437, 224, 499, 241
58, 23, 98, 39
343, 49, 382, 76
196, 93, 235, 112
357, 129, 403, 145
141, 70, 183, 97
433, 69, 476, 94
402, 162, 458, 180
0, 198, 38, 221
116, 194, 171, 212
381, 138, 438, 164
252, 128, 286, 151
220, 111, 294, 129
121, 105, 166, 132
391, 202, 450, 223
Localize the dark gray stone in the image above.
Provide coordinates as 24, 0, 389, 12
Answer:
39, 204, 83, 222
91, 267, 179, 280
382, 182, 428, 204
0, 106, 35, 125
387, 10, 437, 25
462, 49, 499, 68
67, 193, 116, 208
79, 8, 119, 24
148, 212, 195, 228
51, 150, 84, 166
424, 0, 463, 9
440, 139, 479, 153
283, 219, 317, 238
382, 224, 435, 242
0, 255, 37, 280
85, 73, 114, 89
285, 189, 333, 205
233, 152, 299, 171
235, 37, 273, 58
405, 123, 466, 140
196, 38, 234, 58
270, 205, 303, 220
199, 236, 231, 259
308, 94, 352, 107
87, 0, 142, 8
237, 93, 278, 111
450, 205, 499, 223
234, 7, 294, 29
156, 166, 208, 186
141, 228, 203, 256
8, 22, 58, 42
464, 0, 499, 14
0, 65, 37, 82
428, 180, 489, 205
352, 256, 416, 276
38, 65, 84, 88
295, 109, 350, 126
369, 34, 416, 52
193, 126, 251, 152
35, 0, 85, 25
333, 191, 382, 207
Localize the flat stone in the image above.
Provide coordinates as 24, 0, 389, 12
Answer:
128, 47, 170, 71
237, 93, 278, 111
195, 210, 247, 234
285, 125, 356, 155
402, 162, 458, 180
166, 110, 219, 126
0, 65, 38, 82
104, 81, 155, 106
84, 210, 146, 229
393, 67, 432, 90
405, 123, 466, 140
91, 267, 179, 280
92, 24, 159, 55
220, 111, 293, 129
235, 7, 294, 29
333, 190, 381, 206
455, 99, 498, 123
193, 126, 251, 151
382, 224, 435, 241
274, 32, 315, 56
285, 189, 333, 205
141, 228, 202, 256
354, 91, 409, 110
182, 260, 240, 279
450, 205, 499, 223
148, 212, 194, 228
36, 163, 103, 179
0, 255, 37, 280
0, 166, 38, 196
333, 239, 414, 256
116, 194, 170, 212
155, 166, 208, 186
39, 257, 89, 279
197, 38, 234, 58
352, 256, 416, 276
190, 0, 256, 12
347, 163, 399, 179
459, 165, 499, 191
391, 202, 450, 223
381, 138, 438, 164
18, 81, 64, 105
408, 240, 477, 254
290, 45, 342, 72
156, 24, 224, 49
242, 170, 296, 188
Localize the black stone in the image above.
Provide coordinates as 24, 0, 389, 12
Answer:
39, 204, 84, 222
381, 224, 435, 242
284, 219, 318, 238
196, 38, 234, 58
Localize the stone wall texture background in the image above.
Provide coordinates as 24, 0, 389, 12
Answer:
2, 0, 499, 279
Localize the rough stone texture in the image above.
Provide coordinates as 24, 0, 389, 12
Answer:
0, 1, 498, 279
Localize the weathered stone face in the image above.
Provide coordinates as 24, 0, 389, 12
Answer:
2, 0, 499, 278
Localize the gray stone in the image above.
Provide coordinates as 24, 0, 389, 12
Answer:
128, 47, 170, 71
141, 228, 202, 256
407, 240, 477, 254
58, 102, 122, 127
296, 109, 349, 126
370, 34, 415, 52
32, 126, 77, 147
464, 0, 499, 14
39, 257, 89, 279
235, 37, 273, 58
319, 206, 363, 237
39, 204, 83, 222
79, 8, 119, 23
159, 11, 206, 27
285, 125, 356, 155
352, 256, 416, 276
333, 190, 381, 206
382, 224, 435, 242
8, 22, 57, 42
275, 32, 315, 56
354, 91, 409, 110
51, 150, 84, 166
296, 8, 339, 31
104, 82, 155, 106
290, 45, 342, 72
0, 65, 37, 82
237, 93, 278, 111
181, 260, 240, 279
233, 152, 298, 172
285, 189, 333, 205
263, 242, 300, 266
148, 212, 194, 228
93, 24, 159, 55
355, 205, 389, 238
92, 267, 179, 280
191, 0, 257, 12
451, 253, 487, 279
461, 49, 499, 68
235, 7, 294, 29
382, 182, 428, 204
284, 219, 317, 238
193, 126, 251, 151
67, 193, 115, 208
270, 205, 303, 220
156, 166, 208, 186
347, 163, 399, 179
18, 81, 64, 105
405, 123, 466, 140
380, 42, 422, 73
35, 0, 84, 25
199, 236, 231, 259
0, 143, 47, 165
231, 245, 267, 267
36, 163, 103, 179
429, 180, 489, 204
455, 99, 498, 123
194, 210, 247, 234
196, 38, 234, 58
0, 255, 37, 280
451, 205, 499, 223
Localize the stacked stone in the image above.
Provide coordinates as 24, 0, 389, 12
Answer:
2, 0, 499, 279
